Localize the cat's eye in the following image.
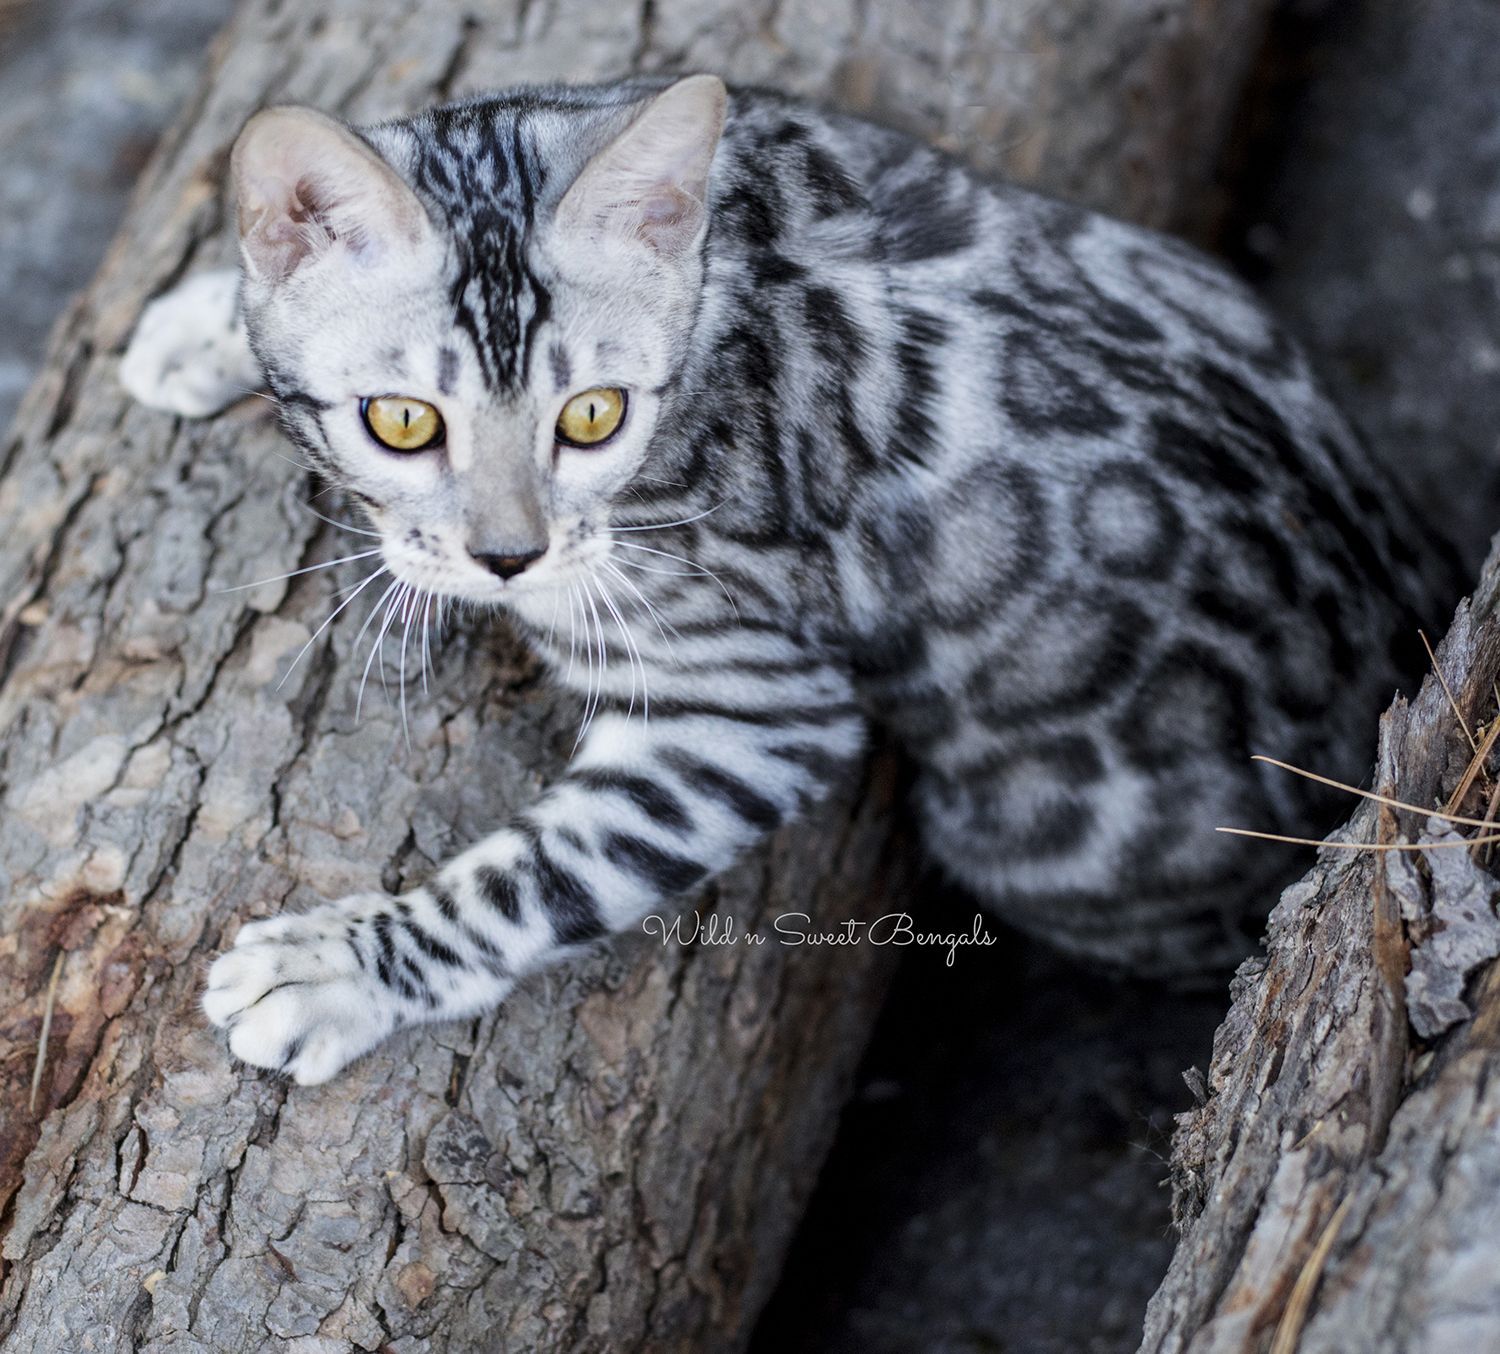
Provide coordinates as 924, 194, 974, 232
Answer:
361, 395, 444, 452
556, 387, 626, 447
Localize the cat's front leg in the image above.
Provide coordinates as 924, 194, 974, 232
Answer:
204, 683, 867, 1083
120, 269, 263, 417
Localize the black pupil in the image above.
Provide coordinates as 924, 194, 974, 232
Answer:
402, 407, 411, 428
587, 401, 596, 423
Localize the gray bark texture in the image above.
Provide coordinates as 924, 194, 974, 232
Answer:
1140, 559, 1500, 1353
0, 1, 1273, 1350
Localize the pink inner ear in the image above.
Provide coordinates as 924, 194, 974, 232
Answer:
289, 178, 330, 229
639, 185, 694, 228
289, 176, 353, 248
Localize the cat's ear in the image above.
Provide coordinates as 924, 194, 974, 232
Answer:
556, 75, 727, 260
231, 106, 429, 284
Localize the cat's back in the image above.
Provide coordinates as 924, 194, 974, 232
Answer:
706, 86, 1454, 639
700, 90, 1462, 962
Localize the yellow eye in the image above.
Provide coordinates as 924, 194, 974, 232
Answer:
361, 396, 444, 451
556, 387, 626, 447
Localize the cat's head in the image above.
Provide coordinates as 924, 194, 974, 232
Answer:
230, 76, 725, 612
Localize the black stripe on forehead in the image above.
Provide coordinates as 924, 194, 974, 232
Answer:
414, 106, 552, 397
446, 217, 552, 394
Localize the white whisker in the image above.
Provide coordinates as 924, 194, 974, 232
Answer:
350, 577, 401, 656
572, 583, 598, 751
611, 555, 701, 577
545, 584, 561, 650
420, 590, 435, 694
297, 499, 380, 538
357, 581, 406, 720
269, 446, 319, 473
397, 586, 418, 749
587, 581, 610, 726
565, 585, 580, 685
215, 547, 383, 594
276, 565, 387, 691
595, 574, 647, 722
602, 559, 681, 657
375, 580, 409, 705
610, 500, 728, 533
611, 540, 739, 619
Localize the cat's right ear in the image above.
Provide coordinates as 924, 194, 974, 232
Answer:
555, 75, 727, 261
231, 106, 429, 285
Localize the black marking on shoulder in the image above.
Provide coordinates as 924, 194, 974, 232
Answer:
802, 144, 865, 217
1152, 411, 1262, 497
1116, 640, 1254, 771
430, 883, 460, 923
1000, 331, 1122, 437
750, 252, 808, 286
720, 182, 784, 246
1072, 460, 1184, 582
766, 740, 849, 786
889, 308, 944, 466
878, 174, 977, 262
803, 286, 867, 368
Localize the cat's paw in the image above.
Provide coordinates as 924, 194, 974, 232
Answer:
203, 895, 401, 1084
120, 269, 262, 418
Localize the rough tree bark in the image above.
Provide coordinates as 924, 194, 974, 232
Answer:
0, 1, 1273, 1349
1139, 563, 1500, 1352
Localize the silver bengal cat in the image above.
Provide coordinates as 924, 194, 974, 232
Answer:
121, 75, 1457, 1082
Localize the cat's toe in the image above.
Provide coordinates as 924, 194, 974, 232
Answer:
201, 944, 280, 1026
224, 980, 392, 1085
202, 931, 349, 1023
204, 906, 394, 1082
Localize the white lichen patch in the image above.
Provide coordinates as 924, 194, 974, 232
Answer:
16, 735, 129, 843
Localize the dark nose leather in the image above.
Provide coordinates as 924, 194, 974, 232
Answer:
470, 546, 546, 580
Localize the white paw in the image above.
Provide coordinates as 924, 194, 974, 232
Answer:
203, 896, 401, 1084
120, 269, 262, 418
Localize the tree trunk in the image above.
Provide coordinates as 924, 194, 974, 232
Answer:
0, 1, 1274, 1349
1141, 557, 1500, 1352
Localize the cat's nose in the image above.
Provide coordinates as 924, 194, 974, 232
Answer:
470, 546, 547, 580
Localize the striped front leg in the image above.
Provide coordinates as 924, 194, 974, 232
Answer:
203, 673, 866, 1082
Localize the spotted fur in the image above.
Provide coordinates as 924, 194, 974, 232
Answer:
123, 76, 1459, 1082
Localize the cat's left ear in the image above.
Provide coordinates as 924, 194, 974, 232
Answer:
555, 75, 727, 260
